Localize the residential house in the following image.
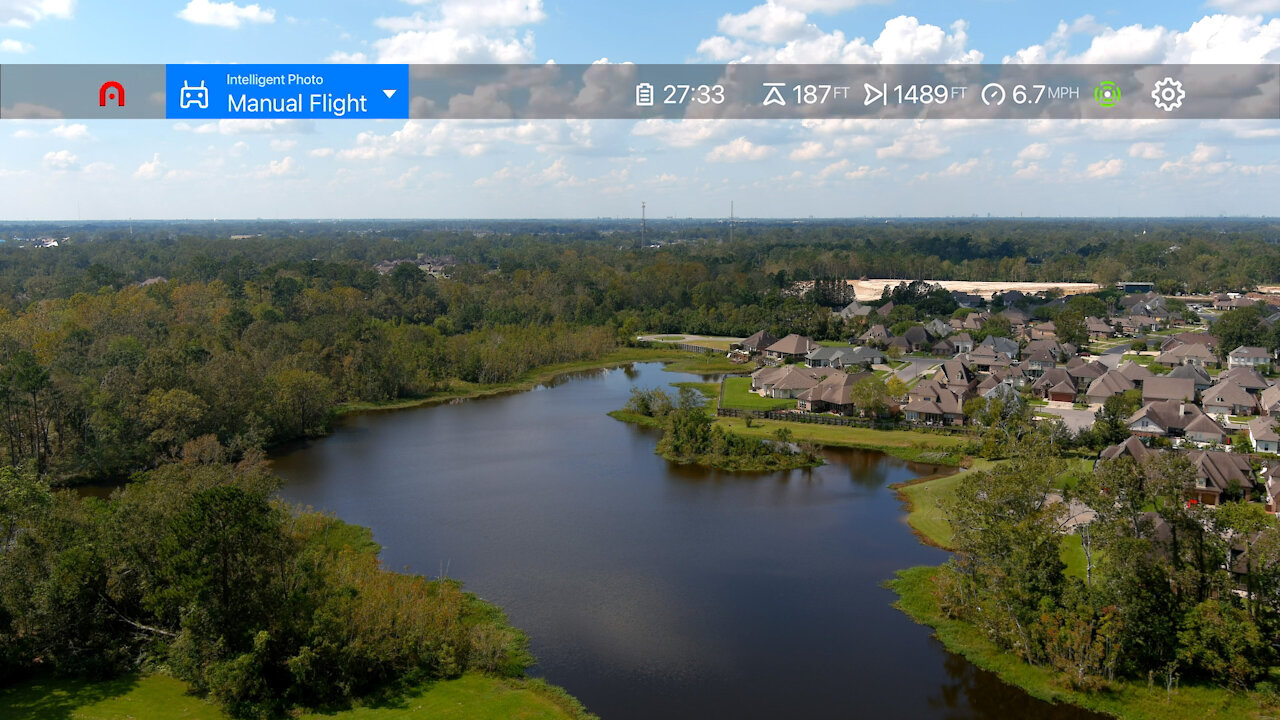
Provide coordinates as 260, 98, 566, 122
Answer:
1031, 321, 1058, 340
1000, 307, 1030, 329
1160, 333, 1218, 353
1249, 417, 1280, 454
903, 380, 966, 426
1202, 380, 1258, 417
1166, 364, 1213, 394
1128, 399, 1212, 437
934, 360, 977, 395
1155, 343, 1217, 368
1229, 346, 1272, 369
1032, 368, 1077, 402
951, 291, 983, 308
859, 324, 892, 345
1220, 366, 1270, 394
751, 366, 827, 398
806, 346, 846, 369
925, 318, 951, 338
766, 334, 819, 362
797, 371, 874, 414
1186, 450, 1255, 505
1025, 346, 1058, 378
1099, 436, 1153, 463
876, 301, 895, 318
901, 326, 934, 352
1184, 414, 1228, 445
1085, 370, 1136, 404
931, 338, 956, 356
845, 346, 886, 368
1116, 361, 1155, 390
886, 336, 912, 353
951, 332, 974, 354
835, 300, 873, 320
1085, 316, 1116, 340
979, 335, 1020, 361
1066, 358, 1107, 384
1262, 385, 1280, 416
1142, 377, 1197, 404
1264, 466, 1280, 513
967, 346, 1012, 372
738, 330, 779, 355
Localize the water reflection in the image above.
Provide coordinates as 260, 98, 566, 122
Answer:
271, 363, 1107, 720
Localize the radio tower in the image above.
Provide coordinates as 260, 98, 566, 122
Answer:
641, 202, 646, 247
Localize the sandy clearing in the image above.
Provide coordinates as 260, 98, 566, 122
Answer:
846, 279, 1100, 301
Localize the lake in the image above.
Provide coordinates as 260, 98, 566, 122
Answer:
272, 362, 1105, 720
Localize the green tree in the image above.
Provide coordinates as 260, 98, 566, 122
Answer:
1177, 599, 1272, 690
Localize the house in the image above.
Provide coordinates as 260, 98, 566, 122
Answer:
1249, 416, 1280, 454
901, 326, 934, 352
934, 360, 976, 394
952, 291, 983, 308
951, 332, 974, 354
859, 324, 892, 345
876, 301, 895, 318
1264, 466, 1280, 513
1115, 361, 1155, 390
1184, 414, 1228, 445
1166, 364, 1213, 394
1085, 316, 1116, 340
931, 338, 956, 356
903, 380, 966, 426
1000, 307, 1030, 328
1201, 380, 1258, 417
1031, 321, 1058, 340
1229, 346, 1272, 369
1186, 451, 1255, 505
979, 335, 1020, 361
1025, 347, 1058, 378
1032, 368, 1077, 402
1127, 399, 1212, 437
1142, 377, 1197, 404
1219, 367, 1270, 394
1086, 370, 1136, 404
925, 318, 951, 338
886, 336, 912, 353
967, 346, 1012, 372
738, 330, 779, 355
1099, 436, 1153, 463
751, 366, 827, 398
766, 334, 819, 362
806, 346, 845, 369
1162, 333, 1218, 352
797, 371, 874, 414
845, 346, 886, 367
835, 300, 873, 320
1155, 343, 1217, 368
1262, 385, 1280, 416
1066, 358, 1108, 384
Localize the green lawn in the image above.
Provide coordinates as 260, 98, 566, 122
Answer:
0, 673, 589, 720
720, 377, 797, 411
671, 381, 718, 402
717, 416, 967, 465
894, 460, 994, 548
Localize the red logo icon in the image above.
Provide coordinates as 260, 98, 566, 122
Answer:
98, 81, 125, 107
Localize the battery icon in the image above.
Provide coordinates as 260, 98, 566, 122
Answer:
635, 82, 654, 107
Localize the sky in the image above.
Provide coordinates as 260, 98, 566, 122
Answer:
0, 0, 1278, 219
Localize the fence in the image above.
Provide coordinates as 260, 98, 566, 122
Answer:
715, 407, 978, 436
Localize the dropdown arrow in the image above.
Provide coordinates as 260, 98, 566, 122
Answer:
383, 89, 397, 99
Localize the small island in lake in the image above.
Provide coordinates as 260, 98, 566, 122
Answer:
610, 385, 823, 471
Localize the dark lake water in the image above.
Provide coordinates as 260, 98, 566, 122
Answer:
271, 363, 1105, 720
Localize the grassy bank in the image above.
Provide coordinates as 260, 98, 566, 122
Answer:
720, 377, 797, 411
889, 566, 1274, 720
715, 417, 968, 466
336, 347, 747, 416
0, 672, 595, 720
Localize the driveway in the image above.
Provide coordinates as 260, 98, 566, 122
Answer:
1038, 404, 1099, 433
894, 357, 941, 382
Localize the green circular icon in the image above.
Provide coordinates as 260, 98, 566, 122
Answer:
1093, 81, 1121, 108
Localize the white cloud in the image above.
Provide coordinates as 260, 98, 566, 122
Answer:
309, 147, 335, 158
876, 133, 948, 160
175, 118, 312, 134
789, 141, 826, 161
706, 137, 775, 163
1007, 14, 1280, 64
1086, 158, 1125, 179
177, 0, 275, 29
632, 119, 729, 148
42, 149, 77, 171
134, 153, 165, 180
374, 27, 536, 63
0, 38, 32, 52
1205, 0, 1280, 14
716, 2, 811, 44
49, 123, 89, 140
269, 139, 297, 152
1160, 143, 1235, 175
844, 165, 886, 179
938, 158, 979, 176
327, 50, 369, 63
1128, 142, 1167, 160
701, 14, 982, 64
255, 156, 297, 178
0, 0, 74, 28
1016, 143, 1051, 162
356, 0, 545, 64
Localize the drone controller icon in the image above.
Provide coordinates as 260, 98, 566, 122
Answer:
180, 80, 209, 110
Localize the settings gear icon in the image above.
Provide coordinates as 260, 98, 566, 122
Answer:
1151, 77, 1185, 112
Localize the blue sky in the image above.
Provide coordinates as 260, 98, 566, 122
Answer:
0, 0, 1278, 219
